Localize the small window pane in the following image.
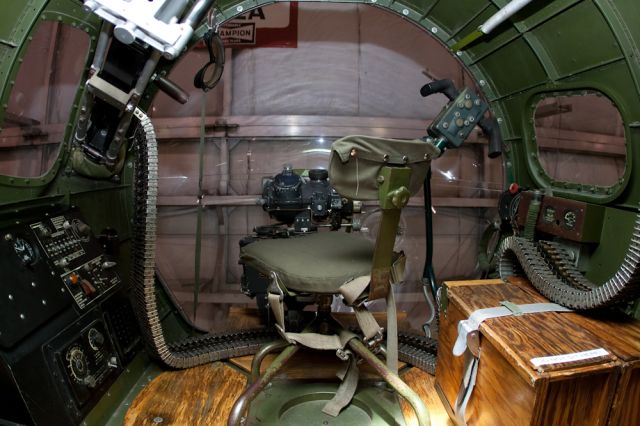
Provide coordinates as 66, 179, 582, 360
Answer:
0, 22, 89, 178
534, 93, 625, 187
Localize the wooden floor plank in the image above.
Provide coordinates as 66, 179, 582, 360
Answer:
124, 362, 246, 426
401, 368, 455, 426
126, 308, 452, 425
126, 358, 453, 425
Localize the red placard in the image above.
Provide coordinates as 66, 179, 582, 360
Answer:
220, 2, 298, 48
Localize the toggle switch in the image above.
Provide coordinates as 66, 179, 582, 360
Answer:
80, 279, 97, 297
67, 272, 80, 286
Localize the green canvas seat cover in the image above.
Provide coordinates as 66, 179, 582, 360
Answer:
240, 232, 374, 293
329, 135, 439, 201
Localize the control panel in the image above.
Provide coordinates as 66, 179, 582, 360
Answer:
516, 192, 605, 243
52, 319, 119, 407
0, 210, 121, 348
0, 207, 140, 425
31, 212, 121, 310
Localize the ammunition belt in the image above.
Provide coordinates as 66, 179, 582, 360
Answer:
398, 332, 438, 374
130, 109, 437, 372
498, 234, 640, 309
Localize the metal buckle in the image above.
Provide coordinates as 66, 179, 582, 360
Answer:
336, 348, 352, 361
500, 300, 523, 316
366, 329, 385, 351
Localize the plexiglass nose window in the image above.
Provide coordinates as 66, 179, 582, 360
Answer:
151, 3, 503, 333
0, 22, 89, 178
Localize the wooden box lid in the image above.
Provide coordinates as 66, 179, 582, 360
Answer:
508, 277, 640, 364
444, 281, 619, 383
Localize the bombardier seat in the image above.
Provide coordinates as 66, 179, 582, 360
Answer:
229, 135, 439, 426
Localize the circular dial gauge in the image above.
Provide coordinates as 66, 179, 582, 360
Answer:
543, 206, 556, 224
563, 210, 578, 230
87, 328, 104, 350
66, 346, 89, 383
13, 237, 37, 265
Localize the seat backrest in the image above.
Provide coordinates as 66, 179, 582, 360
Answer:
329, 135, 439, 300
328, 135, 439, 201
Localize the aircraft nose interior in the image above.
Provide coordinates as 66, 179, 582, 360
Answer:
1, 1, 639, 425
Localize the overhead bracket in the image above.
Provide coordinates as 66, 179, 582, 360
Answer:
83, 0, 215, 59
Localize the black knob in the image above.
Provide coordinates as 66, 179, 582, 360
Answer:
38, 226, 51, 239
75, 220, 91, 237
309, 169, 328, 181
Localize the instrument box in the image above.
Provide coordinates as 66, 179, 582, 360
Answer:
434, 279, 640, 426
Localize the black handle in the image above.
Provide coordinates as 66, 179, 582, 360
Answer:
194, 29, 225, 91
420, 79, 459, 101
478, 116, 502, 158
154, 75, 189, 104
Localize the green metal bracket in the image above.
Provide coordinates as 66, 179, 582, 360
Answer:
369, 166, 412, 300
378, 167, 412, 210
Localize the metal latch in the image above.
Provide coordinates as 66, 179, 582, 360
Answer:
500, 300, 523, 316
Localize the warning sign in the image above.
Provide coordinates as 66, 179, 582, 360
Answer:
219, 3, 298, 48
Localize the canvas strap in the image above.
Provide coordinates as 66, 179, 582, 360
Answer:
265, 252, 405, 414
322, 354, 360, 417
339, 276, 383, 341
266, 278, 357, 351
452, 301, 572, 425
267, 275, 360, 417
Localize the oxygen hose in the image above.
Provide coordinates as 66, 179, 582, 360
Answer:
421, 169, 438, 335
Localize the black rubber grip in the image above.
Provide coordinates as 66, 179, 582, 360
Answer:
420, 79, 459, 101
478, 116, 502, 158
155, 75, 189, 104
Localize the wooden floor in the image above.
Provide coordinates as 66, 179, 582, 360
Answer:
125, 351, 453, 426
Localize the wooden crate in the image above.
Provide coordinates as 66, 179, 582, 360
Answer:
435, 280, 621, 426
509, 277, 640, 426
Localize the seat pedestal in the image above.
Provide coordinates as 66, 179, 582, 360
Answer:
247, 381, 406, 425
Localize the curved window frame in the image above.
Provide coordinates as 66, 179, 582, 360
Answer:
0, 12, 98, 188
525, 88, 631, 202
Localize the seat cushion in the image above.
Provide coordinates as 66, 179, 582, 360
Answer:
240, 231, 373, 294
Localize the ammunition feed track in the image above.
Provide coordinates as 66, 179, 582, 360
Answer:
130, 109, 437, 372
498, 235, 640, 309
131, 109, 277, 368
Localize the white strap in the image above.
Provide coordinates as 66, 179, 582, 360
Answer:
453, 350, 479, 426
453, 302, 571, 356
